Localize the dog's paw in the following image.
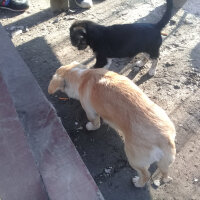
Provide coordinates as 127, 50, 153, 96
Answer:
148, 68, 156, 76
132, 176, 145, 188
135, 60, 145, 68
153, 179, 161, 187
86, 122, 94, 130
162, 176, 173, 183
132, 176, 140, 183
86, 122, 100, 131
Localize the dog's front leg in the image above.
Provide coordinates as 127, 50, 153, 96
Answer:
93, 54, 108, 68
148, 59, 158, 76
80, 100, 101, 130
135, 53, 150, 68
85, 110, 101, 131
86, 116, 101, 131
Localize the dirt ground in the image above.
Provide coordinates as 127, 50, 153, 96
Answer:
1, 0, 200, 199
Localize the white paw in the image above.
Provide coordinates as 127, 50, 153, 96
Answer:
132, 176, 141, 187
132, 176, 145, 188
86, 122, 94, 131
153, 179, 161, 187
148, 68, 156, 76
163, 176, 173, 183
135, 60, 144, 68
132, 176, 139, 183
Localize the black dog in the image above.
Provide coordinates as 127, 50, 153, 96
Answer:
70, 0, 173, 76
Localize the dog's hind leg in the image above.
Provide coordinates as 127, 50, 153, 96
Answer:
157, 148, 175, 183
125, 144, 151, 187
131, 166, 151, 187
148, 48, 160, 76
157, 159, 173, 183
148, 58, 158, 76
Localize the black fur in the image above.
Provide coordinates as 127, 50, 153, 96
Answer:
70, 0, 173, 70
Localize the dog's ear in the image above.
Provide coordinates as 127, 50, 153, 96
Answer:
48, 74, 66, 94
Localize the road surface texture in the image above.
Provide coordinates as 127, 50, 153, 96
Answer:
1, 0, 200, 199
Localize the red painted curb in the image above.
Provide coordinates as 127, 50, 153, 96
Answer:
0, 23, 104, 200
0, 74, 49, 200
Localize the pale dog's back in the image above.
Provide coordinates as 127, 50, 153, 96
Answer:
48, 62, 176, 187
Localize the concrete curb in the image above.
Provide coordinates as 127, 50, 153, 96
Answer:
0, 74, 49, 200
0, 23, 104, 200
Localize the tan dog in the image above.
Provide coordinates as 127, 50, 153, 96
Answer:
48, 61, 176, 187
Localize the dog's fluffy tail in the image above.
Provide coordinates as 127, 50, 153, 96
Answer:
155, 0, 173, 30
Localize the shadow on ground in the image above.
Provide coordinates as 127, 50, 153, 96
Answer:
1, 8, 53, 28
17, 35, 153, 200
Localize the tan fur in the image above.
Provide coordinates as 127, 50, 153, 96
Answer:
48, 62, 176, 187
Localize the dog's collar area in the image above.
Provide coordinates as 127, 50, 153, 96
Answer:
63, 79, 67, 89
62, 80, 70, 100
